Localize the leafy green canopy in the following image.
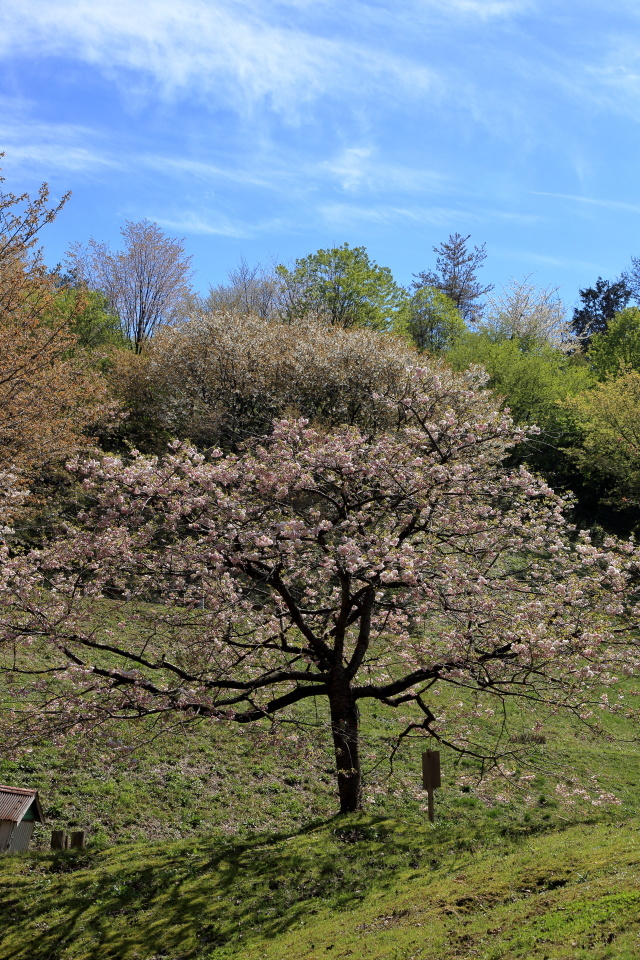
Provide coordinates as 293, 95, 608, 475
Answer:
48, 285, 129, 351
448, 331, 593, 434
276, 243, 408, 331
567, 368, 640, 517
588, 307, 640, 378
405, 285, 465, 354
446, 332, 594, 497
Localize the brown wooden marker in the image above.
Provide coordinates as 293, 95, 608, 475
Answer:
422, 750, 441, 823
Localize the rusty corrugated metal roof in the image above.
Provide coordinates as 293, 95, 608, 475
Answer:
0, 786, 44, 824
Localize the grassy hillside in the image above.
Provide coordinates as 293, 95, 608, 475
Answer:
1, 816, 640, 959
3, 689, 639, 847
2, 673, 640, 958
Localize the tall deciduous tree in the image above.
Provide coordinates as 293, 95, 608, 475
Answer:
413, 233, 493, 322
205, 256, 279, 320
48, 280, 128, 352
0, 165, 113, 522
2, 369, 637, 812
566, 368, 640, 520
448, 332, 594, 431
67, 220, 195, 353
447, 330, 594, 495
622, 257, 640, 306
276, 244, 408, 331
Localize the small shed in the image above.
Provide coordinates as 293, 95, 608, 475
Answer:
0, 785, 45, 854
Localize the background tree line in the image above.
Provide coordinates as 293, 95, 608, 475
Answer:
4, 165, 640, 541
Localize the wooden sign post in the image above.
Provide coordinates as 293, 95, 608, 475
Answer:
421, 750, 441, 823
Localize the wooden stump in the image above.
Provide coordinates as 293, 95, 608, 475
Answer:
51, 830, 68, 850
69, 830, 87, 849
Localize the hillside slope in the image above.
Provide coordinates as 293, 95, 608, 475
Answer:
1, 817, 639, 959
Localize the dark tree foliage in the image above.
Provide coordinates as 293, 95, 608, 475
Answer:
413, 232, 493, 322
622, 257, 640, 311
572, 277, 631, 344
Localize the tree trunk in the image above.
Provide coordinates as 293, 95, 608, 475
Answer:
328, 673, 362, 813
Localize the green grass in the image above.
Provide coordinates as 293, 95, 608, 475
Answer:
2, 660, 640, 958
1, 718, 339, 846
1, 816, 640, 959
3, 686, 639, 849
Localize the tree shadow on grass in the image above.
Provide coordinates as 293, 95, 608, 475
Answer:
0, 813, 500, 960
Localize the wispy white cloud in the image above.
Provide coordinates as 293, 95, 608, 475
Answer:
585, 39, 640, 118
321, 147, 448, 194
320, 200, 543, 230
323, 148, 375, 192
0, 102, 121, 175
0, 0, 439, 120
516, 21, 640, 126
142, 156, 274, 190
0, 88, 455, 213
532, 191, 640, 215
152, 212, 253, 238
497, 248, 606, 276
425, 0, 531, 18
319, 202, 468, 228
1, 138, 117, 175
153, 208, 296, 239
0, 98, 280, 189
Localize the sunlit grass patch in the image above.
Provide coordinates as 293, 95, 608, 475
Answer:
1, 819, 640, 960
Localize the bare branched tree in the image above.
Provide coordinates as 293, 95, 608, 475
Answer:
67, 220, 195, 353
204, 256, 279, 320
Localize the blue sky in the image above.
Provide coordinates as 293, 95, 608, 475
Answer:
2, 0, 640, 308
